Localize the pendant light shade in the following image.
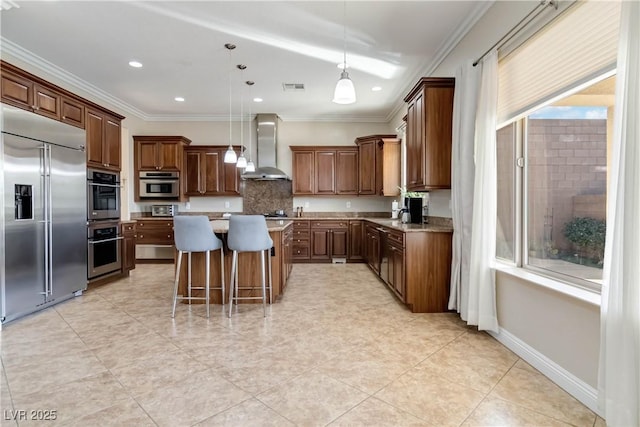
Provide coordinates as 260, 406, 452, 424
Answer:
235, 153, 247, 168
245, 160, 256, 172
333, 1, 355, 105
244, 80, 256, 173
333, 70, 356, 104
224, 43, 237, 164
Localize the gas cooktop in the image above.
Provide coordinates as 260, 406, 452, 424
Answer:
263, 212, 288, 218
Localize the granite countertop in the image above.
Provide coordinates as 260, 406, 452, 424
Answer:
209, 219, 293, 233
364, 218, 453, 233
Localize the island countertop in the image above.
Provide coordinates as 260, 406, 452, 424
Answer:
209, 219, 293, 233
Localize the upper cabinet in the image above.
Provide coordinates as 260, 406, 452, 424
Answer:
290, 146, 358, 195
183, 145, 242, 196
404, 78, 455, 191
1, 61, 125, 171
133, 135, 190, 172
355, 134, 401, 196
87, 108, 122, 171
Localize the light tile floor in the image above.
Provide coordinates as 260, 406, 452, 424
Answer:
0, 263, 604, 426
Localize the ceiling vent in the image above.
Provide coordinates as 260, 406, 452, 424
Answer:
282, 83, 305, 92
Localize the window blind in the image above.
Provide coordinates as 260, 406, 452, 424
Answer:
497, 0, 620, 125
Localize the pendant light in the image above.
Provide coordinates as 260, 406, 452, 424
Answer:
245, 80, 256, 172
333, 1, 356, 104
235, 64, 248, 168
224, 43, 237, 164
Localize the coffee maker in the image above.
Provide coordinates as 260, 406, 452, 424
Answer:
405, 197, 424, 224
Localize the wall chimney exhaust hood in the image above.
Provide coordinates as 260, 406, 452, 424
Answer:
242, 113, 290, 180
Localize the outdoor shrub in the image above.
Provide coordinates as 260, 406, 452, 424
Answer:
563, 217, 606, 263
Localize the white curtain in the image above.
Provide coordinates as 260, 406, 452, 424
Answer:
598, 1, 640, 425
448, 60, 480, 317
467, 50, 499, 332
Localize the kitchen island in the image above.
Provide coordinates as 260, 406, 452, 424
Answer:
175, 219, 293, 304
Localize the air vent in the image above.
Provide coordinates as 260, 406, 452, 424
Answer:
282, 83, 305, 92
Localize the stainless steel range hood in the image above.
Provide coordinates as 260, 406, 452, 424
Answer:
242, 113, 290, 180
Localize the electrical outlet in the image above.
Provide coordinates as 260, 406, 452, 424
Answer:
304, 201, 310, 208
346, 201, 351, 208
185, 202, 191, 210
224, 201, 230, 209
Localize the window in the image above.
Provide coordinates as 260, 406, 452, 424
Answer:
496, 75, 614, 290
494, 0, 619, 291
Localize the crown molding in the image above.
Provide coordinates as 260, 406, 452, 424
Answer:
1, 37, 150, 120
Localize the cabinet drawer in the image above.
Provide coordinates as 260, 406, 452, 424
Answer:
293, 229, 310, 240
292, 244, 310, 258
310, 220, 348, 229
137, 230, 174, 245
387, 230, 404, 247
137, 220, 174, 230
293, 220, 310, 229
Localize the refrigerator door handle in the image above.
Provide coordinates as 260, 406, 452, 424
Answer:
47, 145, 54, 296
40, 145, 50, 297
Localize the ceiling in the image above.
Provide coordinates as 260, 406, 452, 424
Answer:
0, 1, 492, 122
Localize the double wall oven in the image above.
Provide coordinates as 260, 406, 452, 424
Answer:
87, 169, 122, 280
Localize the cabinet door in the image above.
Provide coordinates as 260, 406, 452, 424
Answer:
137, 141, 159, 170
310, 229, 330, 260
104, 117, 121, 170
86, 109, 105, 167
33, 84, 61, 121
1, 71, 33, 110
123, 235, 136, 272
424, 86, 454, 188
358, 141, 376, 195
348, 220, 363, 261
331, 229, 348, 258
203, 151, 222, 194
292, 150, 315, 194
184, 151, 203, 195
407, 92, 425, 190
315, 151, 336, 194
388, 244, 405, 299
61, 96, 85, 128
336, 150, 358, 194
159, 142, 180, 171
222, 159, 240, 195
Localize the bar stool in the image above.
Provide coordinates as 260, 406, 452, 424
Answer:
227, 215, 273, 317
171, 216, 225, 318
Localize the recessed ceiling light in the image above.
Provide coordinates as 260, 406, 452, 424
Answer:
174, 97, 185, 102
128, 61, 143, 68
372, 86, 382, 92
253, 98, 263, 103
336, 63, 350, 69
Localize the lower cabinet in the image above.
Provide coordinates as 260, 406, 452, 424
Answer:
122, 221, 136, 273
292, 220, 310, 261
281, 225, 293, 290
365, 221, 452, 313
136, 219, 174, 245
348, 220, 363, 261
310, 220, 348, 261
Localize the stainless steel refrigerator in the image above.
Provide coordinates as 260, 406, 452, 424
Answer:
1, 105, 87, 324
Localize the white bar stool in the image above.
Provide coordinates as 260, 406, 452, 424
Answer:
172, 216, 225, 318
227, 215, 273, 317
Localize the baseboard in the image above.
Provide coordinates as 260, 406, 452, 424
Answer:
488, 328, 602, 417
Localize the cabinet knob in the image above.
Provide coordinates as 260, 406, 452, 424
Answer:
139, 223, 143, 227
62, 116, 66, 120
139, 234, 143, 238
167, 235, 171, 238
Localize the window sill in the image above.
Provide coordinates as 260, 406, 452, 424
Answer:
493, 261, 602, 306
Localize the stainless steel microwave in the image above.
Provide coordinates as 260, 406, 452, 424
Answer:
139, 171, 179, 199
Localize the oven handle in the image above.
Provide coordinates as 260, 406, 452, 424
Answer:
88, 236, 124, 244
88, 182, 120, 188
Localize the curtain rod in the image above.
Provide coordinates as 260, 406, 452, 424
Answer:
473, 0, 558, 67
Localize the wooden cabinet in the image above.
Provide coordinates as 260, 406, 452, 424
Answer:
290, 146, 358, 195
86, 108, 122, 171
183, 146, 241, 196
291, 150, 315, 195
310, 220, 348, 261
348, 220, 364, 261
364, 224, 381, 275
136, 219, 174, 245
404, 78, 455, 191
281, 225, 293, 289
292, 220, 311, 261
1, 61, 124, 170
122, 221, 137, 273
363, 220, 452, 312
134, 136, 190, 172
355, 135, 401, 196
